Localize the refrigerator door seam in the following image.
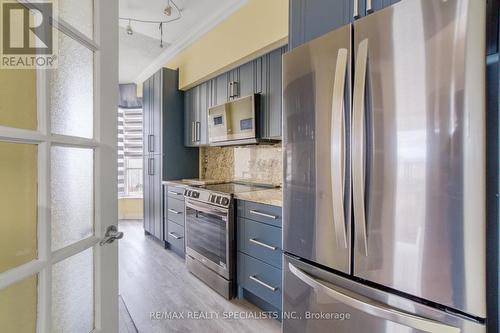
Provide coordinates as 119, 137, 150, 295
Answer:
352, 38, 369, 257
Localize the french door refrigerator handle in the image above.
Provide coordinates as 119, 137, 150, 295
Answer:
331, 48, 348, 249
353, 0, 360, 20
352, 39, 369, 257
288, 263, 460, 333
366, 0, 373, 14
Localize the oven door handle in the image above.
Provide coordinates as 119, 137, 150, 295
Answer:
185, 200, 228, 220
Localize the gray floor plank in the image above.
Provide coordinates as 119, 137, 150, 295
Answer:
119, 220, 282, 333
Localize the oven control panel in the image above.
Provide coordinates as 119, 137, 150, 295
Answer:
209, 194, 230, 207
184, 188, 231, 208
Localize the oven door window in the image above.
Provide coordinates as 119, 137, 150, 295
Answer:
186, 206, 227, 268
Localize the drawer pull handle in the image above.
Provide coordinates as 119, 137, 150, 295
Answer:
249, 238, 277, 251
168, 209, 182, 215
249, 210, 278, 220
249, 275, 278, 292
168, 232, 183, 240
168, 191, 181, 195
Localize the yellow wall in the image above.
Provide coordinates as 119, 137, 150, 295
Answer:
118, 198, 144, 220
0, 275, 38, 333
166, 0, 288, 90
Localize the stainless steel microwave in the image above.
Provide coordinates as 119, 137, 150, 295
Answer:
208, 94, 260, 146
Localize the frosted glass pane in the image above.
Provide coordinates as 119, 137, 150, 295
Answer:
0, 275, 38, 333
52, 248, 93, 333
51, 146, 93, 250
59, 0, 94, 39
50, 32, 93, 138
0, 142, 37, 273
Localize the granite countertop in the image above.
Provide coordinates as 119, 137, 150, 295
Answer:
234, 188, 283, 207
162, 179, 221, 187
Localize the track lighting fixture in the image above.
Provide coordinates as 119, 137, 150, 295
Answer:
120, 0, 181, 48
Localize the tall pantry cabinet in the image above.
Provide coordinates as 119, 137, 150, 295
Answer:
142, 68, 198, 241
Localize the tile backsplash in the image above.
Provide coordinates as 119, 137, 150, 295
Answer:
200, 144, 282, 186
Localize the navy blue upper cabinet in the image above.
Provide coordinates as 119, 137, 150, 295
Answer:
184, 83, 209, 147
370, 0, 400, 12
289, 0, 352, 49
289, 0, 404, 50
260, 47, 286, 139
184, 46, 285, 146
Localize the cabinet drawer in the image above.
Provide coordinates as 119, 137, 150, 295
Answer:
167, 197, 184, 226
238, 218, 282, 269
242, 201, 282, 227
238, 252, 282, 309
167, 185, 185, 199
167, 221, 185, 254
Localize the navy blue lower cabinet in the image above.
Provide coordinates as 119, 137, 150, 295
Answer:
236, 200, 283, 318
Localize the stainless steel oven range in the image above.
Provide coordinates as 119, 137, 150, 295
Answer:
184, 186, 234, 299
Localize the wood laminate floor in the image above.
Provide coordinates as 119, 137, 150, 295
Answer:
119, 220, 282, 333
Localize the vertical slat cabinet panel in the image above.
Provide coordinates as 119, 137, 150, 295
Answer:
254, 57, 263, 94
209, 79, 216, 107
289, 0, 353, 50
143, 156, 150, 233
163, 185, 168, 242
288, 0, 304, 50
215, 73, 229, 105
266, 47, 284, 139
184, 89, 195, 147
152, 71, 162, 155
260, 53, 269, 138
153, 155, 162, 239
198, 82, 209, 145
142, 79, 150, 154
239, 60, 255, 97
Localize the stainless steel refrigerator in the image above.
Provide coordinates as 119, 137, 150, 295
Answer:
282, 0, 487, 332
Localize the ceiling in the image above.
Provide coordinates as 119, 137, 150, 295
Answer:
119, 0, 245, 84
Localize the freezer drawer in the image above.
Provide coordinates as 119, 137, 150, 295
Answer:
283, 255, 485, 333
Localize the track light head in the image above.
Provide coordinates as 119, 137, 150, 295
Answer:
164, 0, 172, 16
126, 19, 133, 35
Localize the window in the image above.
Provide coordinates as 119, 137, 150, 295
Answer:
118, 108, 143, 198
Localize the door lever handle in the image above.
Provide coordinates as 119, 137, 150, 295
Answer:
99, 225, 124, 246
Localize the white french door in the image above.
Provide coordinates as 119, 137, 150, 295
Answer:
0, 0, 119, 332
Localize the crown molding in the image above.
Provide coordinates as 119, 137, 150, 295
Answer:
134, 0, 248, 85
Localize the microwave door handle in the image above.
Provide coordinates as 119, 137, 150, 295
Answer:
331, 48, 348, 249
352, 38, 369, 257
191, 121, 196, 143
288, 263, 460, 333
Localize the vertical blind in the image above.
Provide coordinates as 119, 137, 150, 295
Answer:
117, 108, 143, 197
